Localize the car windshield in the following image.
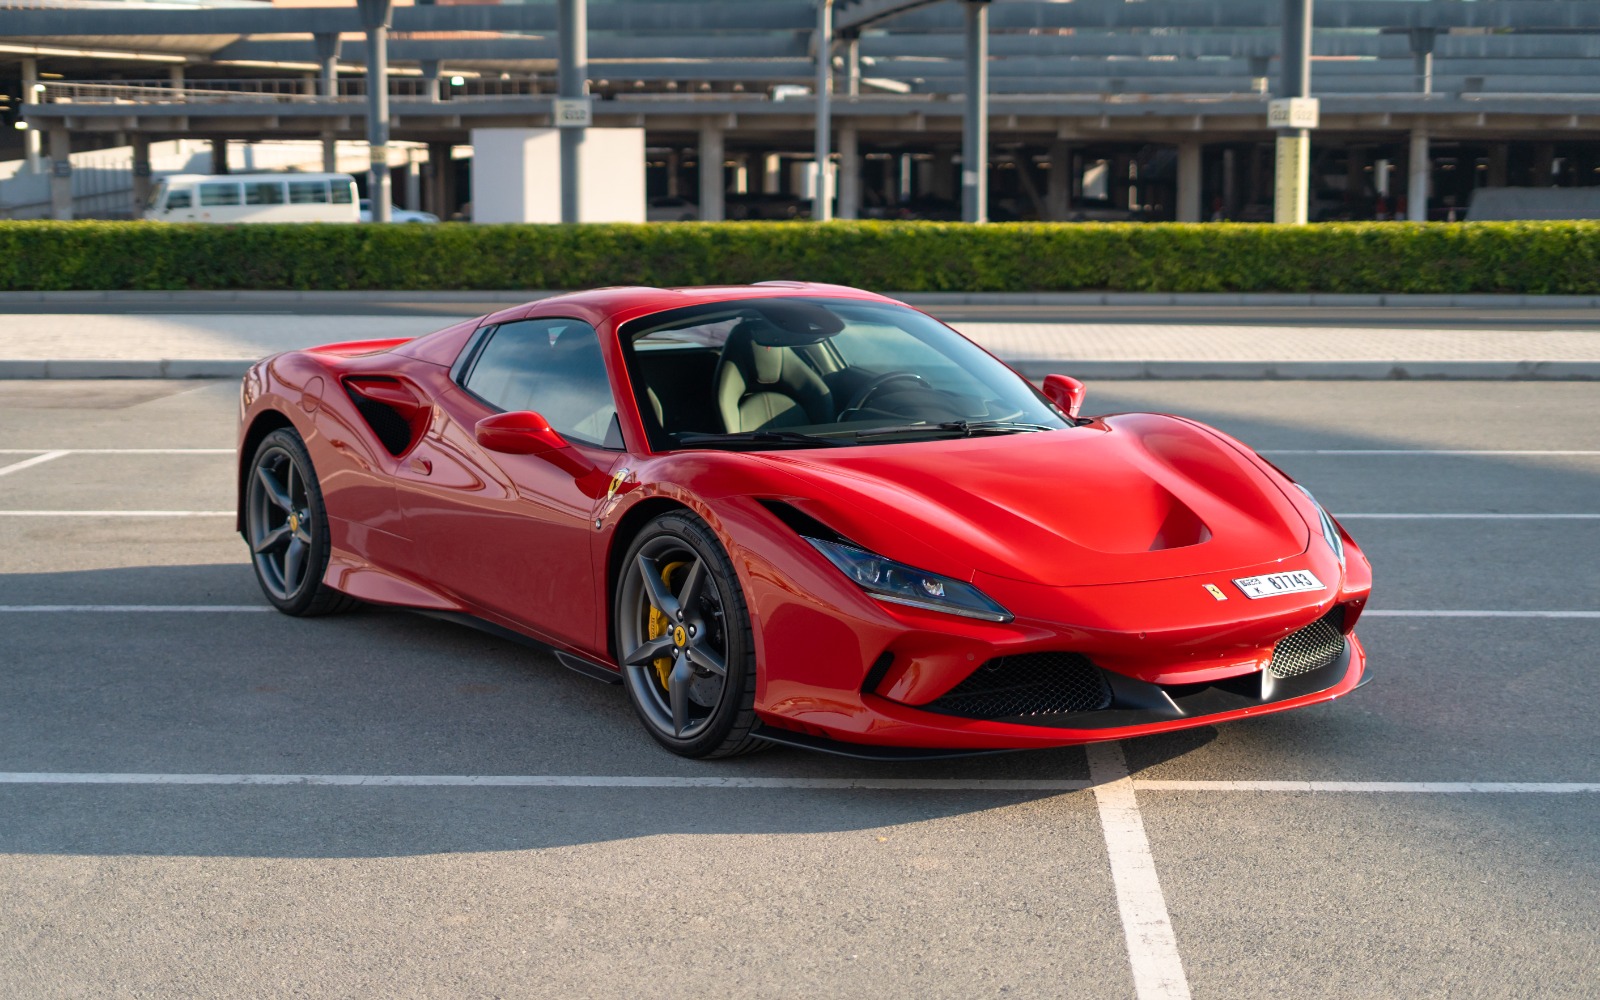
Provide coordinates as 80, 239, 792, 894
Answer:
620, 297, 1071, 451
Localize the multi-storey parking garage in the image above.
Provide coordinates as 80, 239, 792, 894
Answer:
9, 1, 1600, 223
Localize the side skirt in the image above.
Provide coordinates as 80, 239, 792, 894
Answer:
414, 609, 623, 685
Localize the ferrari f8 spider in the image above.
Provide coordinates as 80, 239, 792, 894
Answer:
237, 283, 1371, 758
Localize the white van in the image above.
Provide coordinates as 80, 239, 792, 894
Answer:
144, 173, 360, 223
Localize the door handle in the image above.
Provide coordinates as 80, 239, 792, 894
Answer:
408, 456, 432, 475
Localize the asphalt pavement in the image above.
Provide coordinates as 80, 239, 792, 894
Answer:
1, 375, 1596, 999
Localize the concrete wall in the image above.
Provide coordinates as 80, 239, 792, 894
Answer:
469, 127, 645, 223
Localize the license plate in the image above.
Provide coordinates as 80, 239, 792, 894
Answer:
1232, 570, 1325, 599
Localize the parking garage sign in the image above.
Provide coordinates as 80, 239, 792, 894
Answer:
1268, 98, 1320, 130
553, 98, 593, 128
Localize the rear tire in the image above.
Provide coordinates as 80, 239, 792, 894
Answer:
614, 511, 766, 759
245, 428, 358, 617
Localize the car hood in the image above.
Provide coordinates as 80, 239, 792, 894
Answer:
748, 413, 1310, 587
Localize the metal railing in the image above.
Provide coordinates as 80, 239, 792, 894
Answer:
36, 78, 559, 106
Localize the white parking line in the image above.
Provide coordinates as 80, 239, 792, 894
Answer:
0, 451, 69, 478
1338, 513, 1600, 520
0, 449, 232, 455
3, 606, 1595, 619
1137, 781, 1600, 793
0, 772, 1094, 790
1365, 610, 1600, 619
1086, 742, 1192, 1000
0, 510, 233, 517
0, 773, 1593, 793
6, 512, 1593, 518
0, 605, 270, 613
1260, 450, 1600, 456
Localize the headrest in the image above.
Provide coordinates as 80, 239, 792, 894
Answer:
742, 299, 844, 346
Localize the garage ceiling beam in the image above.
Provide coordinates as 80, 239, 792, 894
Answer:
0, 2, 815, 39
883, 1, 1600, 32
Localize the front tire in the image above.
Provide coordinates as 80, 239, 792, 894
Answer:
614, 511, 764, 759
245, 428, 356, 617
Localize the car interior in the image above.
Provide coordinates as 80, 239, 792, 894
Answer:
622, 297, 1068, 450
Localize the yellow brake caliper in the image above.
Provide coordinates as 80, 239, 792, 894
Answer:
647, 561, 688, 689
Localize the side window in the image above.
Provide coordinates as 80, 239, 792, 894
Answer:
245, 182, 285, 206
463, 319, 618, 447
166, 188, 192, 209
289, 180, 329, 204
199, 182, 241, 207
329, 179, 354, 204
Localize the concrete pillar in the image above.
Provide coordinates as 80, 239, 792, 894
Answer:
1047, 140, 1071, 221
1532, 143, 1555, 186
882, 153, 898, 208
131, 133, 153, 218
21, 58, 43, 174
166, 67, 187, 158
420, 59, 442, 102
961, 0, 989, 223
427, 140, 452, 217
698, 124, 725, 222
732, 155, 748, 195
838, 125, 860, 220
1487, 144, 1509, 188
1407, 129, 1429, 222
1410, 29, 1436, 95
812, 0, 834, 221
761, 153, 782, 194
315, 33, 340, 99
1274, 0, 1313, 225
404, 150, 421, 211
844, 34, 861, 97
48, 128, 72, 221
212, 138, 230, 175
1345, 146, 1366, 216
931, 153, 957, 202
1112, 153, 1132, 209
1222, 147, 1238, 218
665, 149, 681, 198
558, 0, 588, 224
1176, 139, 1203, 223
361, 3, 394, 223
314, 39, 342, 171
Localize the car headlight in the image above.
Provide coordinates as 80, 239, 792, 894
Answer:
1293, 484, 1346, 566
804, 537, 1013, 623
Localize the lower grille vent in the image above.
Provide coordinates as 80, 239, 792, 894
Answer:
1267, 607, 1347, 679
924, 652, 1112, 719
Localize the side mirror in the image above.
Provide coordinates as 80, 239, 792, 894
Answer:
1041, 374, 1087, 420
475, 410, 569, 455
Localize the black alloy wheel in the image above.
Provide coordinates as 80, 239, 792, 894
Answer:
245, 429, 356, 617
615, 511, 764, 758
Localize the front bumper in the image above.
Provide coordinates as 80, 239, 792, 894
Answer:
756, 631, 1367, 751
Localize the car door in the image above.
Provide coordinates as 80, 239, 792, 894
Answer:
394, 317, 625, 649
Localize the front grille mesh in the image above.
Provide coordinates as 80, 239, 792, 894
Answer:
1267, 608, 1347, 679
924, 652, 1112, 719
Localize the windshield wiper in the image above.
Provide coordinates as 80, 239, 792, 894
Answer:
674, 430, 847, 449
848, 419, 1059, 441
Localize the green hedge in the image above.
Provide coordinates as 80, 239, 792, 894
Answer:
2, 220, 1599, 294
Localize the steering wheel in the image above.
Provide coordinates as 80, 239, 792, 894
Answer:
847, 371, 930, 412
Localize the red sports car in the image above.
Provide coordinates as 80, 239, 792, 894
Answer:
237, 282, 1372, 759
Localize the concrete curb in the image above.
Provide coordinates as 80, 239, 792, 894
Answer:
1010, 360, 1600, 380
3, 290, 1600, 308
5, 358, 1596, 381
